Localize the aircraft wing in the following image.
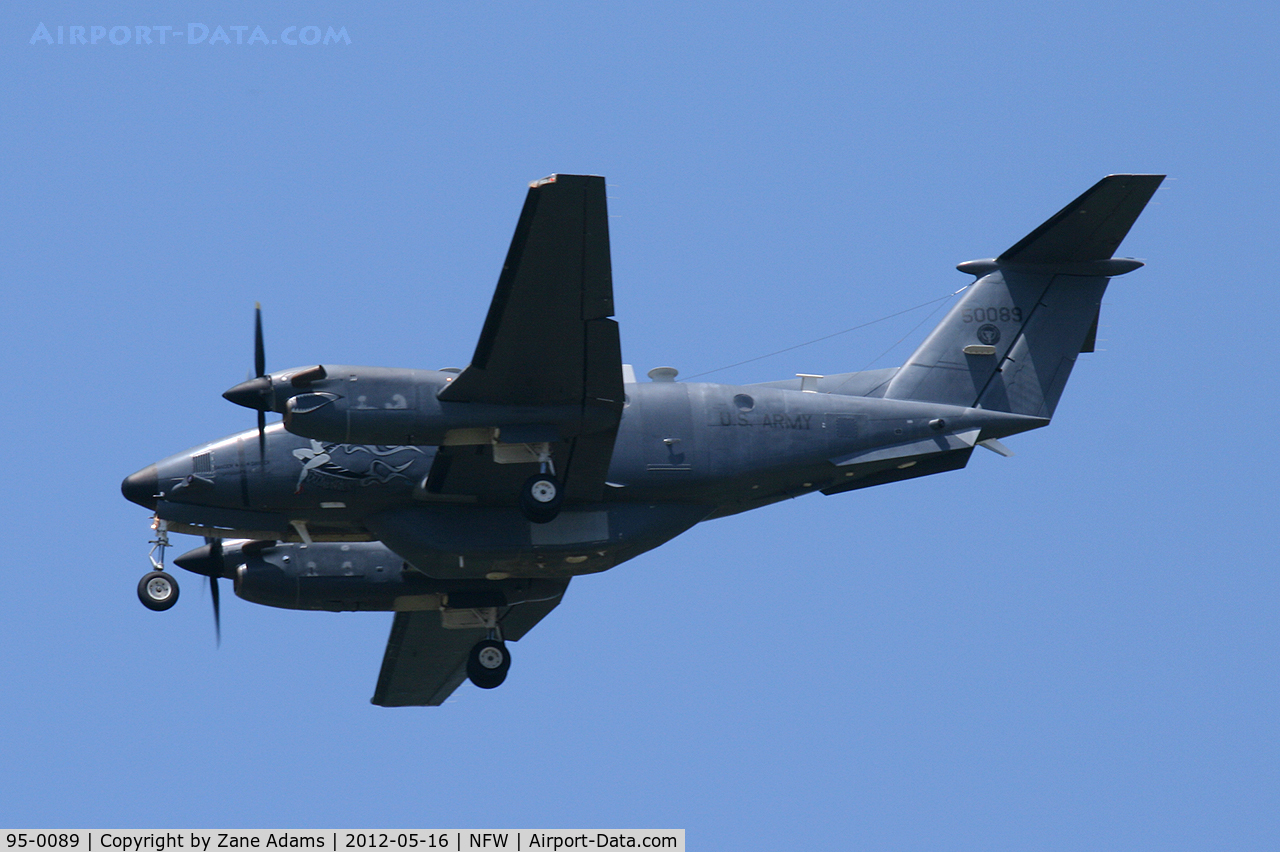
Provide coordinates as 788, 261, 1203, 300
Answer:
370, 581, 570, 707
438, 174, 622, 408
430, 174, 624, 503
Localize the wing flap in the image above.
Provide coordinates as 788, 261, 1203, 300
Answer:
371, 612, 484, 707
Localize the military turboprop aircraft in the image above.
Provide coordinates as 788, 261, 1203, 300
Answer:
122, 173, 1163, 705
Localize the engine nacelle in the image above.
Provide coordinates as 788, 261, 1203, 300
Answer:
226, 540, 564, 613
228, 364, 584, 446
232, 540, 409, 611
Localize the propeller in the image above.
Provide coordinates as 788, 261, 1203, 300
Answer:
222, 304, 270, 460
173, 537, 225, 646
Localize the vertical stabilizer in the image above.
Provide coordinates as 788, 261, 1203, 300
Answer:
883, 175, 1162, 418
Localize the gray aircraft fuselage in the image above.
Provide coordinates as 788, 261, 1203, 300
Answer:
129, 374, 1044, 586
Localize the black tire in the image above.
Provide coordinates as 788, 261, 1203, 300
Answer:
138, 571, 180, 611
467, 639, 511, 689
519, 473, 563, 524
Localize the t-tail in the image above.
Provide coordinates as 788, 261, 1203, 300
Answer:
883, 174, 1164, 418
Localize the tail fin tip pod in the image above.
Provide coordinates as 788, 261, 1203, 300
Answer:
883, 174, 1164, 418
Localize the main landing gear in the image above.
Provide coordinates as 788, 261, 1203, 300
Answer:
461, 608, 511, 689
467, 637, 511, 689
137, 518, 180, 611
519, 473, 563, 524
518, 443, 564, 524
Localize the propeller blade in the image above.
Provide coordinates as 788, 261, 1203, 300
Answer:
210, 576, 222, 647
254, 302, 266, 378
253, 304, 267, 460
207, 537, 223, 647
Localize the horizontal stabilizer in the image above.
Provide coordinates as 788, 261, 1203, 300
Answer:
977, 438, 1014, 457
997, 174, 1164, 265
830, 429, 980, 467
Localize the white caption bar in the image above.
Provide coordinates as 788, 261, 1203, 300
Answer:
1, 832, 684, 852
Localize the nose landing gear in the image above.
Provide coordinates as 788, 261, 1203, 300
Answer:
137, 518, 180, 611
138, 571, 179, 611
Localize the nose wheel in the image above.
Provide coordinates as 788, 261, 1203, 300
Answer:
137, 517, 179, 611
138, 571, 180, 611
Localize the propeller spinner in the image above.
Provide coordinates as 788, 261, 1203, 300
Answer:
172, 537, 225, 646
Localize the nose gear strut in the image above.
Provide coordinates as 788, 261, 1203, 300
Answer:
137, 517, 180, 611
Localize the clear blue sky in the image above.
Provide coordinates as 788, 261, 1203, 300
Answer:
2, 2, 1276, 848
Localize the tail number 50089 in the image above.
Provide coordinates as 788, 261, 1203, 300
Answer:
962, 307, 1022, 323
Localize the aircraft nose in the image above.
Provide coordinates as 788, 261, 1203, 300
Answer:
121, 464, 159, 510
